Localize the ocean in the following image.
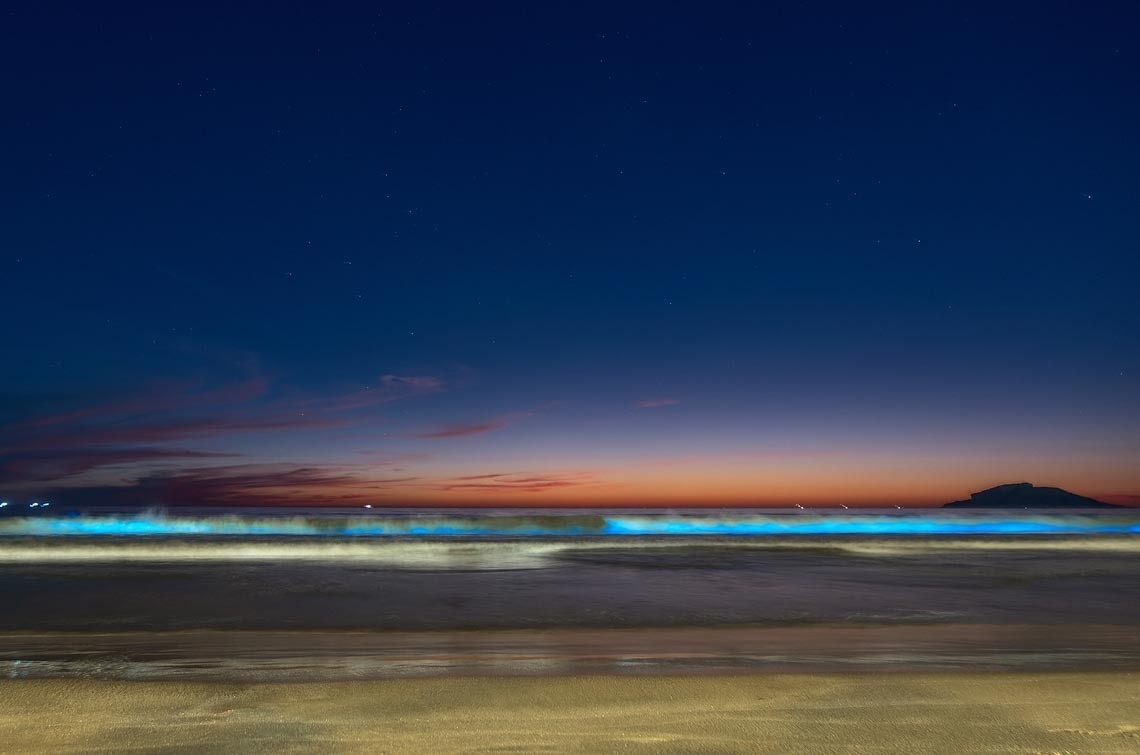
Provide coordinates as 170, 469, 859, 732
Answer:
2, 507, 1139, 680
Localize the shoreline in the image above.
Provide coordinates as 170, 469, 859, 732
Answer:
5, 623, 1140, 681
2, 671, 1138, 753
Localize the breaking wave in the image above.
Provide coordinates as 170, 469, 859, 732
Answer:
0, 510, 1138, 566
0, 510, 1138, 538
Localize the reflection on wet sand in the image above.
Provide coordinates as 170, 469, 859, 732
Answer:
4, 624, 1140, 681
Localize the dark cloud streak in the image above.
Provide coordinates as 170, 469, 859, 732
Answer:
0, 373, 444, 498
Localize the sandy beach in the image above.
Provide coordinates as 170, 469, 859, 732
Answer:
1, 672, 1138, 754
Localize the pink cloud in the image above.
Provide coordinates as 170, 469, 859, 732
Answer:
28, 463, 425, 507
12, 376, 271, 432
287, 374, 444, 413
1099, 493, 1140, 506
379, 374, 443, 392
413, 421, 507, 439
410, 411, 532, 440
636, 398, 681, 409
1, 414, 347, 454
0, 448, 237, 484
437, 471, 594, 494
0, 372, 446, 490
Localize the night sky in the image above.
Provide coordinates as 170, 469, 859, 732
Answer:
2, 3, 1138, 507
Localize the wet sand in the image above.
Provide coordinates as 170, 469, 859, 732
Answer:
2, 672, 1138, 754
5, 625, 1140, 680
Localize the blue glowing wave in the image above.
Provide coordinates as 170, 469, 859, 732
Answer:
1, 512, 1139, 538
603, 516, 1140, 536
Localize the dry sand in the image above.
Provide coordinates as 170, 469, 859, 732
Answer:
1, 672, 1138, 754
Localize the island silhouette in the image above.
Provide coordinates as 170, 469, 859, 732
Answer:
943, 482, 1120, 509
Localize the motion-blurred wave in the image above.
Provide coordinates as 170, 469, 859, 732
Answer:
1, 509, 1139, 538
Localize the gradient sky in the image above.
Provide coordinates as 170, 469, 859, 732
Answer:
2, 3, 1138, 507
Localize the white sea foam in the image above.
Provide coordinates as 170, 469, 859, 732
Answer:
0, 534, 1137, 568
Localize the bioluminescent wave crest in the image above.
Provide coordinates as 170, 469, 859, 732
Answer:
602, 515, 1140, 536
2, 512, 1139, 538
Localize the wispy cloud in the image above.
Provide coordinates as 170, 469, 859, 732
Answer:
436, 471, 594, 494
6, 377, 271, 431
0, 372, 445, 492
0, 448, 237, 485
3, 415, 347, 455
29, 462, 423, 507
412, 421, 507, 439
410, 411, 532, 440
1100, 493, 1140, 506
290, 374, 444, 414
378, 374, 444, 393
635, 398, 680, 409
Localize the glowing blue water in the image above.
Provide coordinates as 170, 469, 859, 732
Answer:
603, 516, 1140, 536
1, 512, 1138, 538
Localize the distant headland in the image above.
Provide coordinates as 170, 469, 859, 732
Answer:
943, 482, 1120, 509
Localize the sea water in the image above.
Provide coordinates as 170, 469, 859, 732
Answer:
1, 507, 1138, 679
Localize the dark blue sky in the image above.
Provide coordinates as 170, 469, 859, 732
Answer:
2, 2, 1138, 506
